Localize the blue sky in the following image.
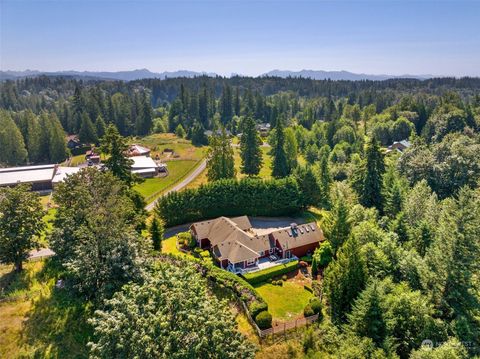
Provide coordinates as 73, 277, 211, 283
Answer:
1, 0, 479, 76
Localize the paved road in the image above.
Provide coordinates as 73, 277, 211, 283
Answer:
145, 159, 207, 211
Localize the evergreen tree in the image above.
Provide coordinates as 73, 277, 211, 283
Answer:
270, 118, 289, 178
347, 281, 387, 346
220, 85, 233, 125
22, 110, 42, 163
95, 115, 107, 140
359, 137, 385, 210
190, 121, 208, 146
0, 185, 45, 272
318, 153, 332, 209
284, 127, 298, 171
175, 124, 186, 138
198, 84, 209, 127
79, 112, 98, 144
240, 116, 263, 176
234, 87, 241, 116
390, 211, 409, 243
294, 165, 321, 207
150, 215, 164, 251
38, 111, 68, 163
0, 110, 28, 165
324, 236, 366, 324
382, 165, 405, 218
100, 124, 136, 186
206, 128, 236, 181
325, 194, 351, 255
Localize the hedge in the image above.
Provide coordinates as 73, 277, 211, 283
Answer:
242, 260, 299, 285
255, 310, 272, 329
156, 177, 305, 227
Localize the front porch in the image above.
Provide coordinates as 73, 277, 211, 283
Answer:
227, 255, 298, 275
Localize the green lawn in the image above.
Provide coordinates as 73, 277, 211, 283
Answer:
133, 160, 201, 202
133, 133, 206, 161
234, 146, 273, 179
161, 236, 184, 256
254, 281, 313, 321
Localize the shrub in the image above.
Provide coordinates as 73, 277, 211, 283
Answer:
282, 274, 287, 281
242, 260, 298, 285
303, 305, 314, 317
178, 232, 196, 248
309, 298, 322, 315
250, 301, 268, 319
300, 255, 312, 263
255, 311, 272, 329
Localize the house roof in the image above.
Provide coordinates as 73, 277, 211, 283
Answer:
191, 216, 323, 264
130, 156, 158, 170
270, 223, 324, 250
51, 166, 82, 183
128, 144, 151, 156
191, 216, 252, 241
0, 165, 56, 186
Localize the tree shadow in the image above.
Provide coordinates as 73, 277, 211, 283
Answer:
19, 261, 93, 358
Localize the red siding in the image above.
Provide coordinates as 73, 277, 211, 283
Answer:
290, 242, 320, 258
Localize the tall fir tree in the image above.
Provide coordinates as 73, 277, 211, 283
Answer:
347, 281, 387, 347
240, 116, 263, 176
150, 215, 164, 251
324, 236, 366, 324
206, 128, 236, 181
293, 165, 322, 207
100, 124, 136, 186
270, 118, 290, 178
359, 137, 385, 210
220, 85, 233, 125
324, 194, 351, 255
79, 112, 98, 144
0, 110, 28, 165
95, 115, 107, 140
318, 153, 332, 209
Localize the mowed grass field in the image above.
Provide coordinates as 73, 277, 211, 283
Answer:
131, 134, 207, 202
254, 279, 313, 322
133, 160, 201, 200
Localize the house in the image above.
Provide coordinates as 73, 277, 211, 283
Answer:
127, 144, 151, 157
66, 135, 81, 149
387, 140, 411, 153
190, 216, 324, 273
130, 155, 165, 178
256, 123, 271, 137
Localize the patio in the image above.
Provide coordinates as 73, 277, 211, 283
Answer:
228, 256, 298, 274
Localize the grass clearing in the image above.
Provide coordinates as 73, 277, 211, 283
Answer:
0, 261, 92, 358
134, 159, 201, 201
133, 133, 206, 161
254, 279, 313, 321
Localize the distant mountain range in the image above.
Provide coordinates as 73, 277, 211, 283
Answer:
0, 69, 217, 81
262, 69, 433, 81
0, 68, 433, 81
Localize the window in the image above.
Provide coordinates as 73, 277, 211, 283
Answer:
247, 258, 256, 266
269, 248, 274, 254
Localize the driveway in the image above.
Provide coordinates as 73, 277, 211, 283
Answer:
145, 159, 207, 211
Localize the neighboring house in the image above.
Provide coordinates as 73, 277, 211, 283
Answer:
387, 140, 411, 153
256, 123, 271, 137
127, 144, 151, 157
85, 149, 101, 164
204, 129, 232, 137
190, 216, 324, 273
0, 165, 81, 191
66, 135, 81, 149
130, 155, 166, 178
